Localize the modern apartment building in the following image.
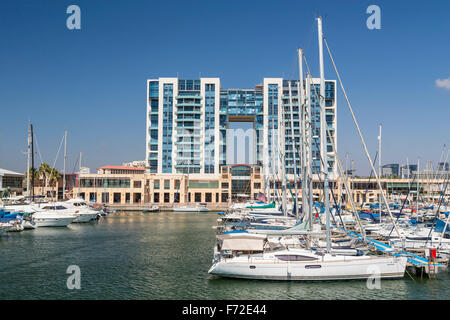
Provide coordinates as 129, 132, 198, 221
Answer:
146, 77, 337, 180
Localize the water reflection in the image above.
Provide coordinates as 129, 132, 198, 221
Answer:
0, 211, 448, 300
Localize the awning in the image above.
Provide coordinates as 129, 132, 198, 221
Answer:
221, 238, 265, 251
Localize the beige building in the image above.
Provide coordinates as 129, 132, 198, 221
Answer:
28, 164, 448, 207
74, 164, 264, 206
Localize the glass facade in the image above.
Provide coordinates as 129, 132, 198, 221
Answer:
147, 77, 336, 176
162, 84, 173, 173
148, 81, 159, 173
219, 88, 263, 166
204, 84, 215, 174
175, 80, 201, 174
268, 84, 279, 175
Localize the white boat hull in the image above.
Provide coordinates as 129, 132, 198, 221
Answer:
34, 216, 75, 227
209, 255, 407, 281
73, 213, 98, 223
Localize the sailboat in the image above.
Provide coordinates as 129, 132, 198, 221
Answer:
208, 233, 406, 280
208, 17, 407, 281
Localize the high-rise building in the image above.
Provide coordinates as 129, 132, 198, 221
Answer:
381, 164, 399, 177
146, 78, 337, 179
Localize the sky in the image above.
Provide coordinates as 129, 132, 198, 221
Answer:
0, 0, 449, 176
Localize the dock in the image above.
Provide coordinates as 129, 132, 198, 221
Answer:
346, 231, 448, 278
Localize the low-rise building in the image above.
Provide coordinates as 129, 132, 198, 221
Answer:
0, 168, 24, 196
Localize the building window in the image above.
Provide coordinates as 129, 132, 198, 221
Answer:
113, 193, 121, 203
221, 182, 229, 189
164, 193, 170, 203
133, 181, 142, 188
101, 192, 109, 203
154, 193, 160, 203
154, 180, 160, 189
221, 193, 228, 203
174, 192, 180, 203
125, 193, 130, 203
205, 193, 212, 202
195, 193, 202, 202
164, 180, 170, 189
254, 183, 261, 189
216, 193, 219, 203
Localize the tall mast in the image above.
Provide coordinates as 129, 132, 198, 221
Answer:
306, 73, 313, 228
271, 100, 276, 203
289, 75, 299, 219
280, 92, 287, 216
78, 151, 82, 195
26, 122, 31, 197
317, 16, 331, 253
63, 130, 67, 200
417, 157, 420, 210
378, 123, 382, 222
31, 124, 35, 200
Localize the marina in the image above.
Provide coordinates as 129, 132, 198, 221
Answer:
1, 211, 450, 300
1, 1, 450, 303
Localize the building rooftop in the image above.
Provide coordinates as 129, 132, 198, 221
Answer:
0, 168, 24, 176
98, 166, 145, 171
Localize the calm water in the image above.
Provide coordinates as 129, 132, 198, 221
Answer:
1, 211, 449, 300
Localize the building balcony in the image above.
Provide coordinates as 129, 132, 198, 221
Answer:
175, 110, 202, 115
175, 103, 202, 107
175, 140, 201, 145
175, 118, 201, 122
175, 156, 201, 161
175, 95, 203, 100
174, 163, 201, 168
175, 126, 200, 130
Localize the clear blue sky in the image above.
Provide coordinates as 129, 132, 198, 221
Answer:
1, 0, 449, 175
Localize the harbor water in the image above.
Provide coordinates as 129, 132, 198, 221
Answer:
1, 211, 449, 300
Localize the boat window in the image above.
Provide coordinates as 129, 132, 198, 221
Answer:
275, 255, 317, 262
305, 265, 322, 269
42, 206, 67, 210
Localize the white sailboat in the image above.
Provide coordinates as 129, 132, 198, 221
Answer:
208, 17, 408, 281
208, 233, 407, 280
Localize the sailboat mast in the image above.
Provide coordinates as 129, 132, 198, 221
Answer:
31, 124, 35, 200
306, 74, 313, 228
378, 123, 382, 222
63, 130, 67, 200
26, 122, 31, 197
271, 102, 276, 203
281, 94, 287, 216
289, 76, 299, 219
317, 16, 331, 253
78, 151, 82, 195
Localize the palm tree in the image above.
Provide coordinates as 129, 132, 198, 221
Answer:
48, 168, 61, 186
1, 187, 11, 199
38, 162, 52, 187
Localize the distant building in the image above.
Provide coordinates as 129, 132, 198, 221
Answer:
0, 168, 24, 195
400, 164, 418, 179
97, 165, 145, 175
381, 164, 399, 177
122, 161, 147, 167
79, 167, 90, 174
438, 162, 450, 172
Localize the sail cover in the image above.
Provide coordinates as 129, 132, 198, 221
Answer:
221, 238, 265, 251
